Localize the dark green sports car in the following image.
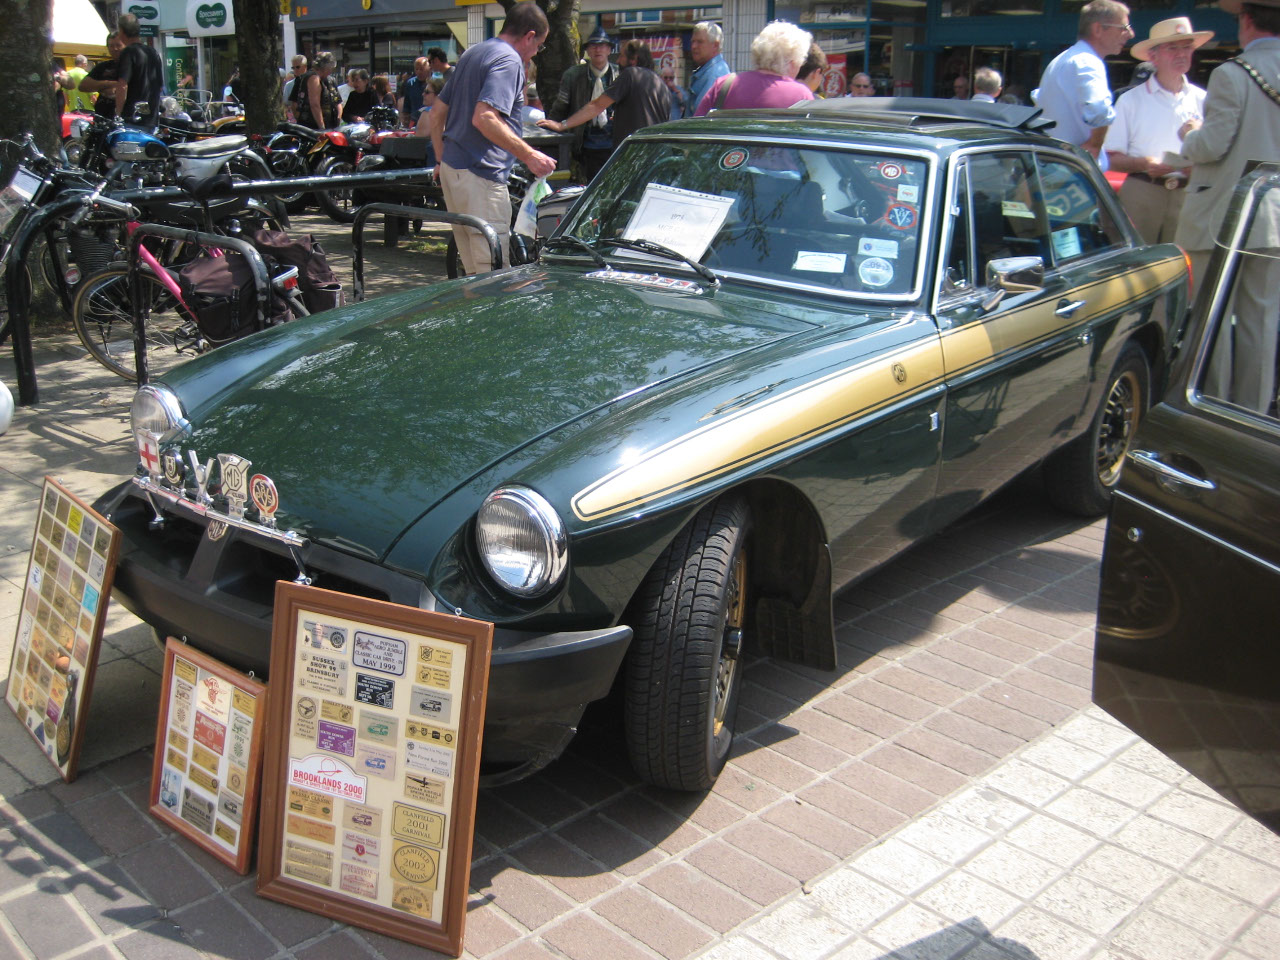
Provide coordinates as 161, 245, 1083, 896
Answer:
96, 99, 1188, 790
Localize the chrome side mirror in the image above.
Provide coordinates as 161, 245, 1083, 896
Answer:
982, 256, 1044, 311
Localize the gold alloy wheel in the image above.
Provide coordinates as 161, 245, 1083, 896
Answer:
713, 548, 747, 737
1096, 369, 1141, 488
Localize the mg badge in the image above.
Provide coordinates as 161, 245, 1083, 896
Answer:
161, 451, 185, 489
892, 362, 907, 384
136, 431, 162, 480
250, 474, 279, 525
206, 519, 229, 542
217, 454, 252, 518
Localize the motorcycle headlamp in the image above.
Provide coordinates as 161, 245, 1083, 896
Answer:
475, 486, 568, 598
130, 384, 189, 442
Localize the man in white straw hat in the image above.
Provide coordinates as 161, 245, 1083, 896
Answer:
1104, 17, 1213, 242
1177, 0, 1280, 412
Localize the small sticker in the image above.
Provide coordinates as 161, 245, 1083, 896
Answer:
317, 721, 357, 757
343, 800, 383, 834
858, 237, 899, 260
392, 842, 440, 889
287, 813, 337, 844
858, 257, 895, 288
792, 251, 847, 273
719, 147, 748, 170
284, 840, 333, 886
287, 785, 334, 819
883, 203, 917, 230
1002, 200, 1036, 219
356, 743, 397, 780
408, 685, 453, 723
180, 788, 214, 834
878, 161, 904, 180
1051, 226, 1082, 260
355, 674, 395, 709
353, 632, 407, 676
896, 184, 919, 203
340, 862, 379, 900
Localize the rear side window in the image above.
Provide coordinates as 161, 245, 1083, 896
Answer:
1037, 157, 1126, 265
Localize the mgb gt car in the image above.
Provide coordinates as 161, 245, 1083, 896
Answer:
96, 99, 1187, 790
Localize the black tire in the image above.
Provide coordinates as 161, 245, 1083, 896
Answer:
315, 156, 357, 223
1045, 343, 1149, 516
71, 264, 187, 380
624, 496, 751, 791
267, 149, 311, 214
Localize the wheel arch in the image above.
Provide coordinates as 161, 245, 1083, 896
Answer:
1125, 319, 1165, 401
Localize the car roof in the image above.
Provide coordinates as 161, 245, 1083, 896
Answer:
639, 97, 1063, 155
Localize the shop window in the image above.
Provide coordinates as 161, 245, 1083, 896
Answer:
941, 0, 1045, 15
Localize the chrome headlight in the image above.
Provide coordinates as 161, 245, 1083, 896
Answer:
69, 117, 91, 139
475, 486, 568, 598
130, 384, 189, 441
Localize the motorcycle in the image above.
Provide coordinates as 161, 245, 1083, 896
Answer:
308, 105, 400, 223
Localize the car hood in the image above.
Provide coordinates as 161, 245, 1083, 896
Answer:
168, 267, 817, 559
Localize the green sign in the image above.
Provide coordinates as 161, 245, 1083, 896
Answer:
196, 3, 228, 28
128, 4, 157, 19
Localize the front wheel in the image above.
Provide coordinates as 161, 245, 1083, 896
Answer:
1044, 343, 1149, 516
624, 496, 751, 791
315, 156, 357, 223
71, 264, 188, 380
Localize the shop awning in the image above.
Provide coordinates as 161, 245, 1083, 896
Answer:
50, 0, 109, 57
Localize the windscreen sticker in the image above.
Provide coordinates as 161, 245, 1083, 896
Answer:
896, 184, 920, 204
719, 148, 748, 170
883, 204, 918, 230
877, 161, 904, 180
858, 237, 899, 260
792, 251, 847, 273
622, 183, 736, 263
1002, 200, 1036, 219
1051, 227, 1082, 260
858, 257, 895, 288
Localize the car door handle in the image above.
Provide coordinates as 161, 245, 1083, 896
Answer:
1055, 299, 1087, 318
1129, 449, 1217, 491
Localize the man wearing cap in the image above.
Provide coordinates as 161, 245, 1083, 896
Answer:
1104, 17, 1213, 243
549, 27, 620, 182
1034, 0, 1133, 167
1177, 0, 1280, 411
688, 22, 730, 114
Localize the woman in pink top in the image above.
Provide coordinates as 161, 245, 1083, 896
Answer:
694, 21, 815, 115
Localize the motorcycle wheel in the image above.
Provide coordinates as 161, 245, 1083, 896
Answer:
315, 156, 357, 224
267, 149, 311, 214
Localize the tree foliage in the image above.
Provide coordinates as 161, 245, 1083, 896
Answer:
232, 0, 284, 135
0, 0, 59, 155
499, 0, 581, 109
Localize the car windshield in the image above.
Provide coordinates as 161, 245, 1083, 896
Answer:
557, 138, 928, 297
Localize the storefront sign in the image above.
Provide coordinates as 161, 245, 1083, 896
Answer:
185, 0, 235, 37
127, 1, 160, 37
150, 640, 267, 874
257, 583, 492, 957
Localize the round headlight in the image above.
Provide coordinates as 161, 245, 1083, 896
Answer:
475, 486, 568, 598
130, 384, 189, 440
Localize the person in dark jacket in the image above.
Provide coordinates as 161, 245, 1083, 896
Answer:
342, 69, 375, 122
547, 26, 620, 182
300, 51, 342, 129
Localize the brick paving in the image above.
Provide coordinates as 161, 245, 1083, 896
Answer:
2, 215, 1279, 958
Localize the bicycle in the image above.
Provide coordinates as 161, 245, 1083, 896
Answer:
70, 189, 309, 380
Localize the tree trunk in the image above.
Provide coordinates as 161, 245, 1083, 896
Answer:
499, 0, 581, 111
232, 0, 284, 135
0, 0, 59, 156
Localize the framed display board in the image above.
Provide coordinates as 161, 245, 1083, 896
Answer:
257, 582, 492, 957
150, 639, 268, 874
5, 477, 120, 782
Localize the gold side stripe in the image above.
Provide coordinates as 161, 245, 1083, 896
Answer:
571, 339, 946, 522
942, 256, 1184, 377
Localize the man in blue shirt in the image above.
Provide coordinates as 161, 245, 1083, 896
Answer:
1033, 0, 1133, 168
427, 2, 557, 275
687, 22, 729, 115
399, 57, 431, 127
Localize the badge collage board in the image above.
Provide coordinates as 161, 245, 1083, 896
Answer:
4, 478, 120, 781
150, 639, 268, 874
258, 582, 492, 955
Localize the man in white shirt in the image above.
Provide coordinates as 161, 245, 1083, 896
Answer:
1104, 17, 1212, 243
1034, 0, 1133, 168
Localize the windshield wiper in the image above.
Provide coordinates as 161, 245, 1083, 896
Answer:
542, 234, 616, 270
604, 237, 720, 287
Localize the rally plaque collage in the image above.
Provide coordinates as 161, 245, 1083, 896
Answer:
257, 582, 492, 955
150, 639, 268, 874
4, 478, 120, 781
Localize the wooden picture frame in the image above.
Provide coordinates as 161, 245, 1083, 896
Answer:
149, 638, 268, 874
5, 477, 121, 782
257, 582, 492, 957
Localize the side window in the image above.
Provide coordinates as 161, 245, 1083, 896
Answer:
1038, 157, 1126, 265
967, 152, 1050, 283
942, 162, 973, 293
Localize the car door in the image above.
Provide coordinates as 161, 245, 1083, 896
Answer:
1094, 166, 1280, 831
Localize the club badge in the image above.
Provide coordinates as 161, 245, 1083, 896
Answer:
161, 450, 185, 489
250, 474, 279, 526
206, 519, 229, 542
136, 431, 162, 480
217, 454, 252, 518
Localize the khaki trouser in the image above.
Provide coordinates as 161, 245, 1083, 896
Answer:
439, 163, 510, 276
1118, 175, 1185, 245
